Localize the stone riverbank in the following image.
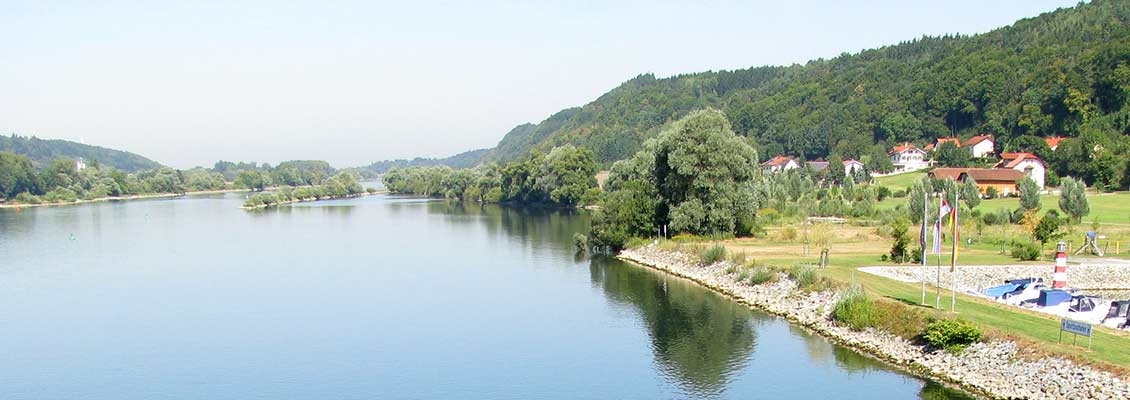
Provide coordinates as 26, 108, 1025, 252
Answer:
619, 245, 1130, 400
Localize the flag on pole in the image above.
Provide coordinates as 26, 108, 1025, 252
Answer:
951, 194, 959, 272
932, 200, 950, 254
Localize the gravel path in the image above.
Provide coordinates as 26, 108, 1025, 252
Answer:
860, 258, 1130, 295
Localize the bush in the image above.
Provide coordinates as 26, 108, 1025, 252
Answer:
1009, 241, 1041, 261
748, 267, 777, 285
923, 319, 983, 352
833, 286, 879, 331
892, 189, 907, 198
790, 266, 818, 289
573, 233, 588, 253
873, 300, 929, 340
777, 226, 798, 242
875, 185, 891, 201
12, 191, 41, 204
700, 244, 726, 265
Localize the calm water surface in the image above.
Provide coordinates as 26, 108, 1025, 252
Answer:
0, 193, 972, 399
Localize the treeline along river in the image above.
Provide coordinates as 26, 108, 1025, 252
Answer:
0, 192, 972, 399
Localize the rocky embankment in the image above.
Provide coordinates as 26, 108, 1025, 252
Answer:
860, 261, 1130, 293
619, 245, 1130, 400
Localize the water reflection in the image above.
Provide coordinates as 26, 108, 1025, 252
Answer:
589, 255, 755, 397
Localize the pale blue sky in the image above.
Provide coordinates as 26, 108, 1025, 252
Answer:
1, 1, 1078, 168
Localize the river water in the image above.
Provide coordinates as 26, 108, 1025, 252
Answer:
0, 193, 972, 399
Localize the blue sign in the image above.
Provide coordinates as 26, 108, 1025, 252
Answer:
1061, 319, 1092, 337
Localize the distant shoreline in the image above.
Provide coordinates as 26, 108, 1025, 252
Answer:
240, 190, 383, 210
0, 188, 250, 209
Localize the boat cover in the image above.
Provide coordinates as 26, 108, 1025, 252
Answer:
1037, 289, 1072, 307
984, 283, 1021, 299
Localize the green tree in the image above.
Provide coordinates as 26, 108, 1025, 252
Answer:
934, 142, 972, 167
961, 177, 981, 210
1018, 176, 1041, 211
652, 109, 759, 235
1034, 210, 1064, 244
1057, 177, 1090, 224
826, 153, 846, 185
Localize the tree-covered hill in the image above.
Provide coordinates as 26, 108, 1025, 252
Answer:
350, 148, 489, 178
0, 134, 161, 172
477, 0, 1130, 171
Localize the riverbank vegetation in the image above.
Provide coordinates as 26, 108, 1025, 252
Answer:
382, 144, 599, 207
1, 150, 354, 206
242, 171, 366, 208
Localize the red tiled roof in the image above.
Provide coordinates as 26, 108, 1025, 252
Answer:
995, 152, 1045, 169
761, 155, 795, 167
843, 159, 862, 166
889, 143, 923, 155
1045, 137, 1066, 149
963, 135, 994, 147
930, 167, 1024, 183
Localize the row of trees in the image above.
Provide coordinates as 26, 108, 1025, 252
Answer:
0, 151, 351, 204
244, 171, 366, 207
382, 145, 600, 207
0, 152, 229, 203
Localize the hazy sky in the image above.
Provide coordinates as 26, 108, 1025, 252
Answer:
1, 1, 1078, 169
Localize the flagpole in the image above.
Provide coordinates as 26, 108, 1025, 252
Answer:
921, 190, 929, 305
951, 190, 959, 312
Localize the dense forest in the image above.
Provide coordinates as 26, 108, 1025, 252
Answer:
410, 1, 1130, 188
0, 134, 161, 172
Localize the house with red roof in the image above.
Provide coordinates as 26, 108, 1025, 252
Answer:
1045, 137, 1066, 151
924, 137, 961, 152
889, 143, 928, 172
761, 155, 800, 173
930, 168, 1026, 196
963, 135, 996, 158
995, 152, 1046, 188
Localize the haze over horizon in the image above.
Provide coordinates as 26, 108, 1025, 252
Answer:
1, 0, 1077, 169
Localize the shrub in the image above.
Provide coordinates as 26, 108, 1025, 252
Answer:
892, 189, 907, 198
748, 267, 777, 285
873, 300, 929, 340
12, 191, 41, 204
728, 251, 748, 266
573, 233, 588, 253
1009, 241, 1041, 261
875, 185, 891, 202
777, 226, 798, 242
923, 319, 983, 352
833, 286, 879, 331
790, 266, 818, 289
700, 244, 726, 265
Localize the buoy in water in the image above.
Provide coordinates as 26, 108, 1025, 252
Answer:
69, 233, 76, 241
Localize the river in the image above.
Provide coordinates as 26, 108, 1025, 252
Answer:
0, 193, 972, 399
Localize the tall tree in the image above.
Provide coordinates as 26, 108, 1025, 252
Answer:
1058, 177, 1090, 224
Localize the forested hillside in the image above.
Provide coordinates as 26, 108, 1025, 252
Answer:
477, 0, 1130, 176
0, 134, 161, 172
351, 148, 489, 178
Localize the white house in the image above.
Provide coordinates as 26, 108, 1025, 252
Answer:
889, 143, 929, 172
843, 159, 865, 175
75, 157, 87, 171
995, 152, 1046, 188
761, 155, 799, 173
963, 135, 996, 158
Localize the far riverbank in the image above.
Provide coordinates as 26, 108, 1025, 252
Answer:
0, 188, 251, 210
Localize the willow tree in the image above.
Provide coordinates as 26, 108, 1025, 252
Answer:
652, 109, 759, 235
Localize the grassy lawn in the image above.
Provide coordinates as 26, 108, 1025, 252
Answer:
692, 223, 1130, 371
874, 171, 927, 192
